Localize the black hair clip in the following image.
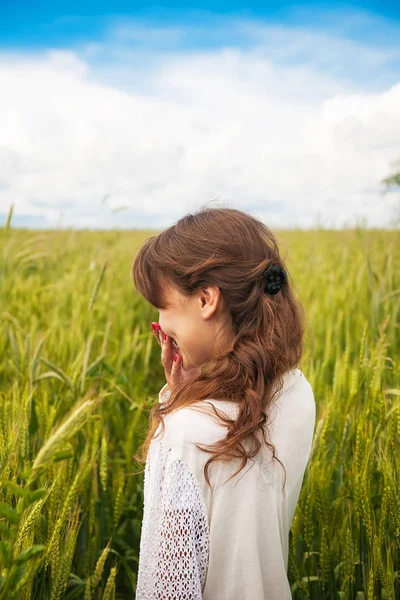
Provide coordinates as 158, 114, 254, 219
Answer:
263, 263, 287, 295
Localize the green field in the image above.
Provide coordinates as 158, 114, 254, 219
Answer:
0, 223, 399, 599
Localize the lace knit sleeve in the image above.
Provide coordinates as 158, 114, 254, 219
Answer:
135, 438, 210, 600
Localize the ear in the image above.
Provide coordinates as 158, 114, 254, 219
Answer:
199, 286, 220, 317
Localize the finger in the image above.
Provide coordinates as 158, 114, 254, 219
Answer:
161, 332, 174, 377
151, 329, 161, 346
153, 329, 162, 346
151, 322, 162, 346
170, 352, 182, 385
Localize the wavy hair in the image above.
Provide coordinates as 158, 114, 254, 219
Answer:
131, 206, 306, 491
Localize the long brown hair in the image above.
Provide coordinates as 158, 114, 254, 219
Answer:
131, 206, 306, 491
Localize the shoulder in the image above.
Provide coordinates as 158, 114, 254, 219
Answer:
157, 381, 236, 448
276, 368, 316, 422
162, 400, 233, 450
157, 368, 316, 446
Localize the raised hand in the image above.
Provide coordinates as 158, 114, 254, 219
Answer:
151, 322, 188, 392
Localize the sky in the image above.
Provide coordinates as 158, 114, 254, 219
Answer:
1, 1, 400, 230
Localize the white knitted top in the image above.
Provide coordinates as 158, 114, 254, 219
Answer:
135, 367, 316, 599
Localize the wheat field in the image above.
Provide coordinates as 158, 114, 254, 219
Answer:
0, 216, 399, 599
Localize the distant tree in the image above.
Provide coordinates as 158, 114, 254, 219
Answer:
382, 160, 400, 228
382, 160, 400, 188
383, 171, 400, 187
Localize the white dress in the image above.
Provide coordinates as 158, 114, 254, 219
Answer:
135, 368, 316, 599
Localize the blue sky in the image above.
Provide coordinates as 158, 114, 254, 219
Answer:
0, 1, 400, 229
1, 0, 399, 48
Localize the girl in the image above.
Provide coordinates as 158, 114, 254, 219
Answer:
131, 206, 316, 599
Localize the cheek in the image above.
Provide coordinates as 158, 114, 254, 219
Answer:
179, 323, 198, 348
158, 316, 170, 334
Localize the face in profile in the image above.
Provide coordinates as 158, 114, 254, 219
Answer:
157, 283, 229, 373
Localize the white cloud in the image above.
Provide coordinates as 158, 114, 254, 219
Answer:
1, 15, 400, 229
